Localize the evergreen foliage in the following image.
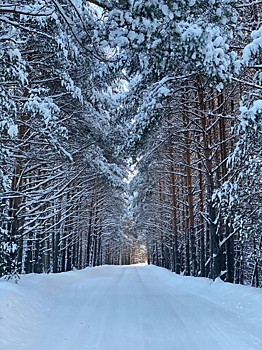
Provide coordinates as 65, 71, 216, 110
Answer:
1, 0, 262, 287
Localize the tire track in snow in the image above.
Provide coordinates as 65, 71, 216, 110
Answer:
29, 266, 262, 350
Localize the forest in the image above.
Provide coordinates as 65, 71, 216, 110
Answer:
1, 0, 262, 288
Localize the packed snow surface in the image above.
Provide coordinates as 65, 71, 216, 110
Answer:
1, 265, 262, 350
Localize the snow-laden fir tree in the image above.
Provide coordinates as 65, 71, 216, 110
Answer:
0, 0, 127, 277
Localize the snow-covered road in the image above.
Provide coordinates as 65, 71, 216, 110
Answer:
1, 265, 262, 350
34, 265, 261, 350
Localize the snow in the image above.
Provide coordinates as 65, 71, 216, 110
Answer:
158, 86, 170, 96
7, 124, 18, 138
0, 265, 262, 350
242, 27, 262, 66
161, 5, 174, 20
239, 99, 262, 132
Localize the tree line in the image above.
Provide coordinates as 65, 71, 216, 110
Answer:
0, 0, 133, 278
127, 1, 262, 287
1, 1, 262, 288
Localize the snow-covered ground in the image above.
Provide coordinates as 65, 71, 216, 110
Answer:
0, 265, 262, 350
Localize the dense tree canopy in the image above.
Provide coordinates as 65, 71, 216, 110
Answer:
1, 0, 262, 287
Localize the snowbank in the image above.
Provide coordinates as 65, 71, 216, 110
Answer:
146, 265, 262, 327
0, 265, 261, 349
